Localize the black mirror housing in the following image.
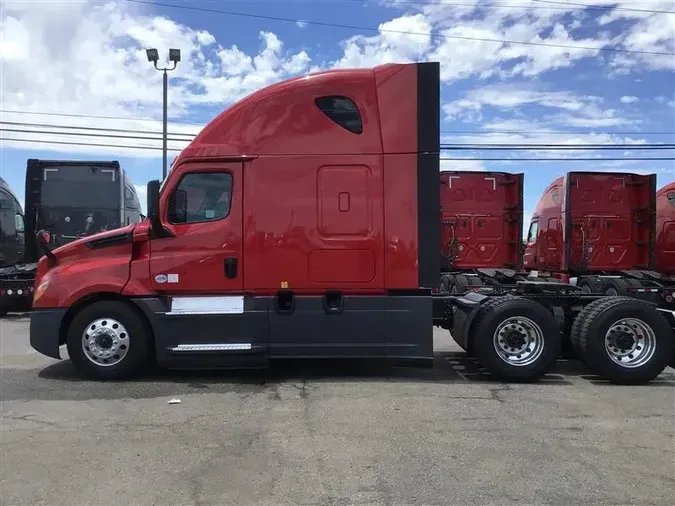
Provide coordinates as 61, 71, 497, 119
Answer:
147, 179, 161, 232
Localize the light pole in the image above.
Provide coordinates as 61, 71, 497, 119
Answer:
146, 48, 181, 180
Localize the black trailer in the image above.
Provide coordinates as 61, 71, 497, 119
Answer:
24, 159, 143, 262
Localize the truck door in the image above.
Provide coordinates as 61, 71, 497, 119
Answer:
147, 163, 267, 362
149, 163, 243, 293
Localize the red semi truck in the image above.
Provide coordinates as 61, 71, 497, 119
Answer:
437, 170, 559, 298
523, 172, 675, 309
656, 181, 675, 281
439, 170, 523, 294
28, 62, 675, 383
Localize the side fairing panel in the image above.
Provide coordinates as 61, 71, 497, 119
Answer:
376, 62, 440, 289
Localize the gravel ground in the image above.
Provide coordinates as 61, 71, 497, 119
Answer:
1, 314, 674, 506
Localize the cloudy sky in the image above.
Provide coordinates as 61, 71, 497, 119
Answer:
1, 0, 673, 227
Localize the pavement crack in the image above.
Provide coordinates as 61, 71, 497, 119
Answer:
2, 413, 61, 428
488, 384, 511, 403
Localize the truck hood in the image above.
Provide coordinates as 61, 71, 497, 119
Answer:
48, 222, 139, 263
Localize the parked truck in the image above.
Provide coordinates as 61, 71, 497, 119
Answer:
1, 160, 144, 316
23, 159, 143, 262
523, 171, 675, 310
439, 170, 524, 296
28, 62, 675, 384
0, 176, 34, 315
656, 181, 675, 284
437, 170, 560, 298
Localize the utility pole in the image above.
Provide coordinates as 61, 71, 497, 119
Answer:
146, 48, 181, 180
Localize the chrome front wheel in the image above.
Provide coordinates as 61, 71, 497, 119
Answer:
81, 318, 130, 367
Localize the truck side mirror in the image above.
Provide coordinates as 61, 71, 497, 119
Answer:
36, 229, 57, 266
147, 179, 161, 231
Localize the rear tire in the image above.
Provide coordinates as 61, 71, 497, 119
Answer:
577, 279, 593, 294
451, 275, 470, 295
602, 278, 629, 296
571, 297, 673, 384
440, 274, 453, 294
471, 296, 561, 382
66, 300, 151, 380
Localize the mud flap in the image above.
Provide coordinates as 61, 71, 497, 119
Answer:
449, 291, 488, 352
656, 308, 675, 369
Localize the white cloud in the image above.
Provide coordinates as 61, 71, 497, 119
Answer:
296, 20, 307, 29
443, 83, 641, 130
331, 14, 432, 68
0, 0, 311, 157
439, 159, 485, 172
620, 96, 639, 104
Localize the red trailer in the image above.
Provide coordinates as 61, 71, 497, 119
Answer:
27, 62, 675, 384
523, 172, 675, 308
656, 181, 675, 278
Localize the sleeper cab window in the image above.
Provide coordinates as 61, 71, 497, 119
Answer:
551, 188, 560, 205
527, 220, 538, 244
15, 213, 25, 233
169, 172, 233, 224
668, 192, 675, 206
315, 96, 363, 134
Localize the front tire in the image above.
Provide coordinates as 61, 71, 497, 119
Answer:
66, 300, 151, 380
571, 297, 673, 384
471, 296, 561, 382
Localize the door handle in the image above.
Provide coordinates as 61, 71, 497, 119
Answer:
224, 257, 238, 279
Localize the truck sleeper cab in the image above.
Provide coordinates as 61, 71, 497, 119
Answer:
523, 171, 675, 309
28, 63, 675, 384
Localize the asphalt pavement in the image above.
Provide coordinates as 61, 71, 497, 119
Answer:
1, 314, 674, 506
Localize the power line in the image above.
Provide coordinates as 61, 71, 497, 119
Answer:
187, 0, 675, 15
441, 157, 675, 161
4, 127, 672, 149
125, 0, 675, 57
0, 108, 203, 128
530, 0, 675, 15
0, 137, 183, 152
440, 144, 675, 150
441, 129, 675, 135
4, 111, 672, 138
0, 121, 195, 139
0, 128, 193, 143
2, 135, 674, 161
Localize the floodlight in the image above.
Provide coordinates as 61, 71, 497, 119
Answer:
146, 48, 159, 63
169, 48, 181, 63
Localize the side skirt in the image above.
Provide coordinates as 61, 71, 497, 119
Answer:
131, 294, 434, 370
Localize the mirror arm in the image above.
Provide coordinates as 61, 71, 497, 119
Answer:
36, 229, 57, 267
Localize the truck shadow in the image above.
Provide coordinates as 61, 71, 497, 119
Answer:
36, 352, 675, 389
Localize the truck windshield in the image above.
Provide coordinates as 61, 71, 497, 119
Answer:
41, 165, 120, 210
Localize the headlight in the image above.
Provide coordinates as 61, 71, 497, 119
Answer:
33, 279, 50, 302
